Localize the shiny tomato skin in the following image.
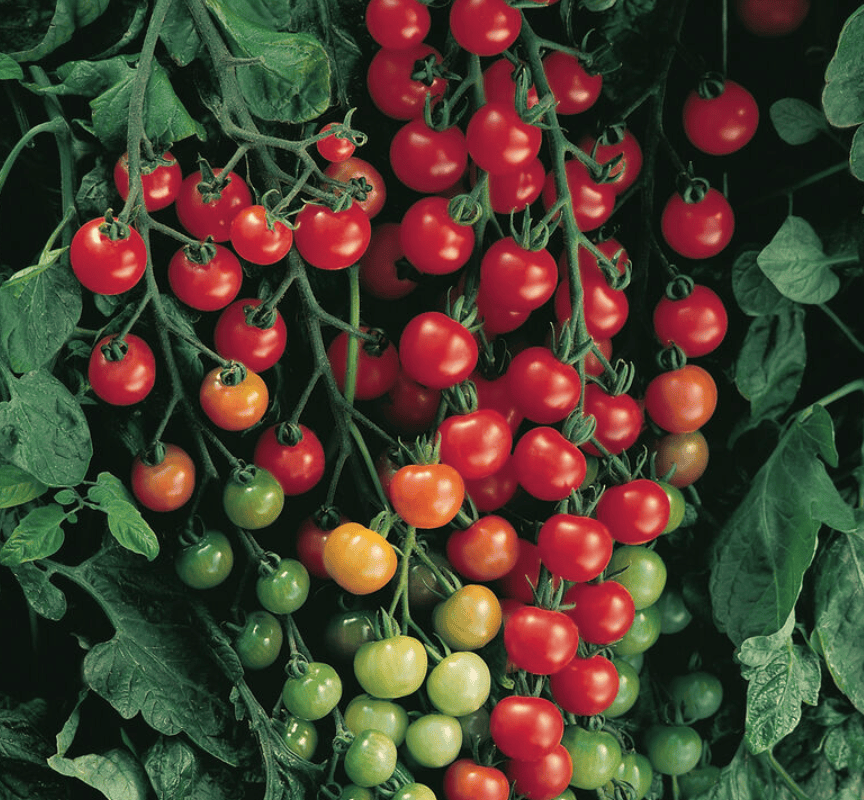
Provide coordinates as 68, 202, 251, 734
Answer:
507, 347, 581, 425
366, 44, 447, 120
652, 430, 710, 487
398, 311, 478, 389
88, 334, 155, 406
229, 205, 293, 265
644, 364, 718, 434
562, 581, 636, 645
463, 456, 520, 512
316, 121, 357, 162
472, 371, 524, 434
513, 427, 587, 502
449, 0, 521, 56
578, 129, 643, 194
550, 654, 619, 716
390, 463, 465, 528
487, 158, 546, 214
296, 513, 348, 579
358, 223, 417, 301
390, 119, 468, 193
444, 759, 510, 800
199, 366, 268, 431
476, 289, 531, 336
324, 157, 387, 219
438, 409, 512, 481
661, 188, 734, 260
504, 606, 580, 675
446, 515, 519, 582
433, 584, 502, 651
581, 384, 644, 456
653, 284, 728, 357
323, 521, 398, 595
213, 298, 287, 373
542, 160, 617, 232
167, 244, 243, 311
483, 58, 539, 109
506, 745, 572, 800
480, 237, 557, 312
175, 169, 252, 242
537, 513, 613, 583
489, 695, 563, 761
71, 218, 147, 296
131, 443, 195, 512
555, 259, 629, 341
400, 196, 475, 276
683, 79, 759, 155
466, 103, 542, 176
365, 0, 431, 48
294, 201, 371, 270
542, 51, 602, 115
113, 151, 182, 212
253, 424, 325, 496
596, 479, 671, 545
327, 327, 400, 400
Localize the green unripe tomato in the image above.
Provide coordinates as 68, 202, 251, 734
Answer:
561, 726, 622, 790
656, 588, 692, 634
275, 715, 317, 760
426, 651, 491, 717
404, 714, 463, 769
612, 604, 661, 656
644, 725, 702, 775
668, 671, 724, 721
601, 753, 653, 800
256, 557, 310, 614
174, 529, 234, 589
458, 706, 491, 751
344, 694, 410, 747
223, 465, 284, 530
605, 658, 641, 718
282, 661, 342, 720
353, 635, 428, 699
678, 765, 721, 798
392, 783, 436, 800
234, 610, 283, 669
339, 786, 375, 800
344, 729, 397, 788
550, 791, 577, 800
617, 651, 644, 673
658, 481, 685, 533
324, 609, 377, 661
608, 546, 667, 609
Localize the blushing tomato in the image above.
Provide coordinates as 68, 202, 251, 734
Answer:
88, 333, 155, 405
199, 364, 268, 431
644, 365, 718, 433
322, 522, 398, 595
131, 443, 195, 512
390, 463, 465, 528
433, 584, 502, 650
213, 298, 287, 373
446, 515, 519, 582
652, 430, 710, 487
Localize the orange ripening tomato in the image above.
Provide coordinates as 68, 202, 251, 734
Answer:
323, 522, 398, 595
389, 463, 465, 528
199, 365, 269, 431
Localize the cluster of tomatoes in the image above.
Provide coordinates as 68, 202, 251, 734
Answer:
61, 0, 813, 797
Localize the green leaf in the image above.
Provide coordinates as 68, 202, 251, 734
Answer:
737, 612, 821, 753
86, 473, 159, 560
0, 250, 82, 373
9, 562, 67, 620
822, 5, 864, 127
851, 123, 864, 182
769, 98, 828, 145
159, 297, 204, 384
814, 521, 864, 713
158, 1, 202, 67
824, 714, 864, 771
757, 216, 841, 304
204, 0, 331, 123
143, 736, 243, 800
734, 307, 806, 427
597, 0, 656, 40
0, 504, 68, 566
0, 464, 48, 509
65, 546, 244, 765
75, 158, 114, 220
0, 697, 53, 765
692, 742, 778, 800
9, 0, 111, 62
0, 367, 92, 487
710, 404, 856, 646
0, 53, 24, 79
731, 249, 793, 317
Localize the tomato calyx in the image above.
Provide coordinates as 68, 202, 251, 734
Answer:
510, 207, 552, 253
228, 462, 264, 487
219, 361, 248, 387
194, 157, 235, 204
182, 238, 219, 265
695, 70, 729, 100
273, 421, 304, 447
664, 273, 696, 300
97, 209, 133, 242
447, 192, 484, 227
675, 170, 710, 205
243, 300, 279, 331
137, 440, 168, 468
656, 343, 688, 372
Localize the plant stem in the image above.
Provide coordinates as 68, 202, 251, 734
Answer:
818, 303, 864, 354
765, 750, 813, 800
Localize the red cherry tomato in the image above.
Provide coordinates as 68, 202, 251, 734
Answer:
365, 0, 431, 48
70, 218, 147, 296
512, 427, 586, 502
326, 327, 400, 400
324, 157, 387, 219
506, 745, 572, 800
175, 169, 252, 242
581, 384, 644, 456
130, 443, 195, 512
542, 51, 603, 115
294, 201, 371, 270
542, 160, 617, 232
398, 311, 478, 390
735, 0, 809, 36
213, 298, 287, 373
167, 243, 243, 311
379, 370, 441, 434
489, 695, 563, 760
483, 58, 539, 109
449, 0, 521, 56
550, 654, 619, 716
472, 371, 524, 433
480, 237, 557, 312
476, 288, 532, 336
113, 151, 182, 212
661, 187, 735, 260
507, 347, 581, 424
229, 205, 293, 265
498, 538, 545, 603
88, 333, 155, 405
578, 128, 643, 194
390, 119, 468, 193
400, 196, 475, 276
366, 44, 447, 120
504, 606, 580, 675
596, 479, 671, 545
390, 463, 466, 528
644, 364, 718, 434
447, 515, 519, 582
562, 581, 635, 645
486, 158, 546, 214
463, 456, 520, 513
253, 424, 326, 496
683, 79, 760, 155
296, 513, 348, 579
466, 103, 542, 176
444, 759, 510, 800
653, 284, 728, 357
537, 513, 613, 582
316, 122, 357, 162
358, 223, 418, 301
438, 409, 513, 481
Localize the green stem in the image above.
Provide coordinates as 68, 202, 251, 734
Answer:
388, 525, 417, 624
741, 162, 850, 209
818, 304, 864, 354
0, 119, 65, 197
765, 750, 812, 800
811, 378, 864, 409
343, 266, 362, 407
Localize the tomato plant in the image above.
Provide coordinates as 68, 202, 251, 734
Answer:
113, 151, 182, 212
131, 443, 195, 512
174, 529, 234, 590
175, 168, 252, 242
71, 217, 147, 295
213, 298, 287, 373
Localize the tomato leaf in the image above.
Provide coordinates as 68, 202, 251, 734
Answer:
0, 697, 53, 765
160, 296, 205, 384
731, 249, 793, 317
757, 216, 841, 304
0, 53, 24, 79
850, 124, 864, 182
769, 98, 828, 145
710, 404, 856, 646
0, 250, 82, 374
693, 742, 778, 799
58, 546, 245, 766
0, 367, 92, 487
158, 1, 202, 67
0, 504, 68, 566
86, 473, 159, 561
74, 158, 114, 220
9, 561, 68, 621
737, 611, 821, 753
824, 714, 864, 771
143, 735, 243, 800
203, 0, 331, 123
0, 464, 48, 509
822, 5, 864, 127
8, 0, 111, 62
814, 521, 864, 713
732, 307, 806, 436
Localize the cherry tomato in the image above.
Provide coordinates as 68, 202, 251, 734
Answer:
605, 659, 641, 719
612, 604, 662, 656
223, 465, 284, 529
229, 205, 293, 265
661, 187, 734, 260
683, 79, 759, 155
390, 463, 465, 528
608, 545, 667, 609
596, 479, 671, 545
657, 588, 692, 634
276, 715, 318, 761
405, 714, 463, 769
498, 538, 546, 603
507, 347, 581, 424
234, 609, 283, 669
167, 243, 243, 311
483, 58, 539, 109
213, 298, 287, 373
487, 158, 546, 214
365, 0, 431, 48
426, 651, 492, 717
555, 254, 629, 340
444, 759, 510, 800
88, 334, 155, 406
253, 423, 325, 496
550, 654, 619, 716
542, 51, 603, 115
325, 610, 377, 661
295, 512, 347, 579
735, 0, 809, 36
366, 44, 447, 120
113, 151, 182, 212
433, 584, 502, 650
489, 695, 563, 761
562, 581, 635, 645
578, 128, 643, 194
473, 371, 524, 433
476, 289, 531, 336
199, 365, 268, 431
324, 157, 387, 219
463, 456, 519, 512
354, 635, 428, 699
71, 217, 147, 295
504, 606, 580, 675
345, 694, 410, 746
131, 443, 195, 512
282, 662, 343, 720
466, 103, 542, 176
582, 385, 644, 456
604, 753, 654, 800
644, 725, 703, 775
438, 409, 512, 481
543, 160, 617, 232
644, 364, 718, 433
652, 430, 710, 487
507, 744, 573, 800
668, 671, 724, 720
316, 121, 357, 162
446, 515, 519, 582
400, 196, 475, 276
256, 557, 310, 615
513, 427, 587, 502
449, 0, 521, 56
174, 529, 234, 589
322, 521, 398, 595
537, 513, 613, 582
380, 370, 441, 434
480, 237, 557, 312
390, 119, 468, 193
294, 201, 371, 270
398, 311, 478, 389
175, 168, 252, 242
561, 726, 622, 790
327, 327, 400, 400
358, 223, 417, 301
653, 284, 728, 357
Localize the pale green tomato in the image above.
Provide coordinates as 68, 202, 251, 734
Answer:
392, 783, 437, 800
344, 694, 410, 746
404, 714, 463, 769
601, 753, 653, 800
339, 786, 375, 800
561, 726, 622, 790
605, 658, 640, 718
607, 546, 667, 610
612, 605, 661, 656
275, 715, 317, 760
353, 636, 428, 699
344, 729, 397, 788
426, 651, 491, 717
656, 588, 692, 634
